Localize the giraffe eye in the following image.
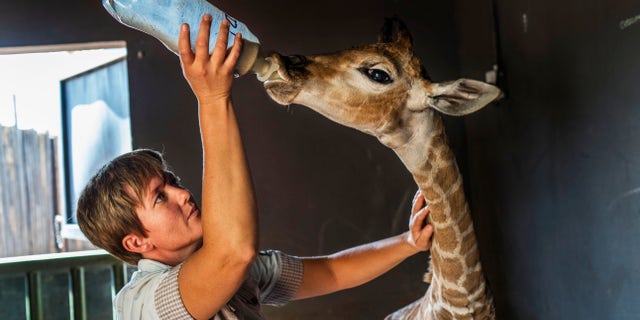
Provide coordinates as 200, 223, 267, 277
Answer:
361, 68, 393, 84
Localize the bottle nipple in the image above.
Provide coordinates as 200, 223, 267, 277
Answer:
254, 57, 280, 82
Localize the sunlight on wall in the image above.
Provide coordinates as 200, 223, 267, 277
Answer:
0, 47, 127, 136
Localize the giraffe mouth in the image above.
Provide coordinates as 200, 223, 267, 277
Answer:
263, 53, 308, 105
264, 53, 311, 83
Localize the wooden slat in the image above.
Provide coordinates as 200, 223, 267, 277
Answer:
0, 125, 58, 257
0, 127, 8, 256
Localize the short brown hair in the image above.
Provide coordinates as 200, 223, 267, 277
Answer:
76, 149, 176, 265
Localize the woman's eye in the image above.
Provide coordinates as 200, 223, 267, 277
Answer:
155, 192, 166, 204
362, 68, 392, 84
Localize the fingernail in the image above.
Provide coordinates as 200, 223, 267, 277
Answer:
181, 24, 189, 32
204, 14, 212, 22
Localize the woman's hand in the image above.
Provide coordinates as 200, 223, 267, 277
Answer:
178, 14, 242, 104
407, 190, 433, 251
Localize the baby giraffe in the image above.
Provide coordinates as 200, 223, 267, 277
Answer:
263, 18, 500, 319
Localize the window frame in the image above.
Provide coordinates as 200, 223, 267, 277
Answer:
0, 41, 130, 243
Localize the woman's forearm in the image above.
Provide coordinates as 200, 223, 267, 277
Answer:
199, 100, 258, 253
295, 232, 421, 300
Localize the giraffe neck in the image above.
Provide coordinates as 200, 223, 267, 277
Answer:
388, 114, 493, 319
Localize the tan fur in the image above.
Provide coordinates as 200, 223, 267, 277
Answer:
264, 18, 500, 319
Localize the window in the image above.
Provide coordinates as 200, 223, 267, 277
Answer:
0, 42, 131, 256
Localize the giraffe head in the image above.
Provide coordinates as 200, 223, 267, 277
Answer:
264, 18, 501, 148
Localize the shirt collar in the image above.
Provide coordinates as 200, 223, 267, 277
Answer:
137, 258, 172, 273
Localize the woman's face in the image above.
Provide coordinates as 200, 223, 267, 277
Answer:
134, 174, 203, 263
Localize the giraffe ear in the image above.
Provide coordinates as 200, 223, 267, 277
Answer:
427, 79, 501, 116
378, 16, 413, 51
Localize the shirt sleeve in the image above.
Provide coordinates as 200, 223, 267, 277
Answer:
253, 250, 304, 306
154, 263, 194, 320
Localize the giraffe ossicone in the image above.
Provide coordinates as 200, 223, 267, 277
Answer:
264, 17, 500, 320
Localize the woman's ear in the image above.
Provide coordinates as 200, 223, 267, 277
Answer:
122, 233, 153, 253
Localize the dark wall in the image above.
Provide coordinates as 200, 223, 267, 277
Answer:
1, 1, 468, 319
459, 0, 640, 319
12, 0, 637, 319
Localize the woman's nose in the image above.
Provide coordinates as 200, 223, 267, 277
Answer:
170, 185, 191, 204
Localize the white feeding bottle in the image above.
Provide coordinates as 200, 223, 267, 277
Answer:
102, 0, 279, 81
